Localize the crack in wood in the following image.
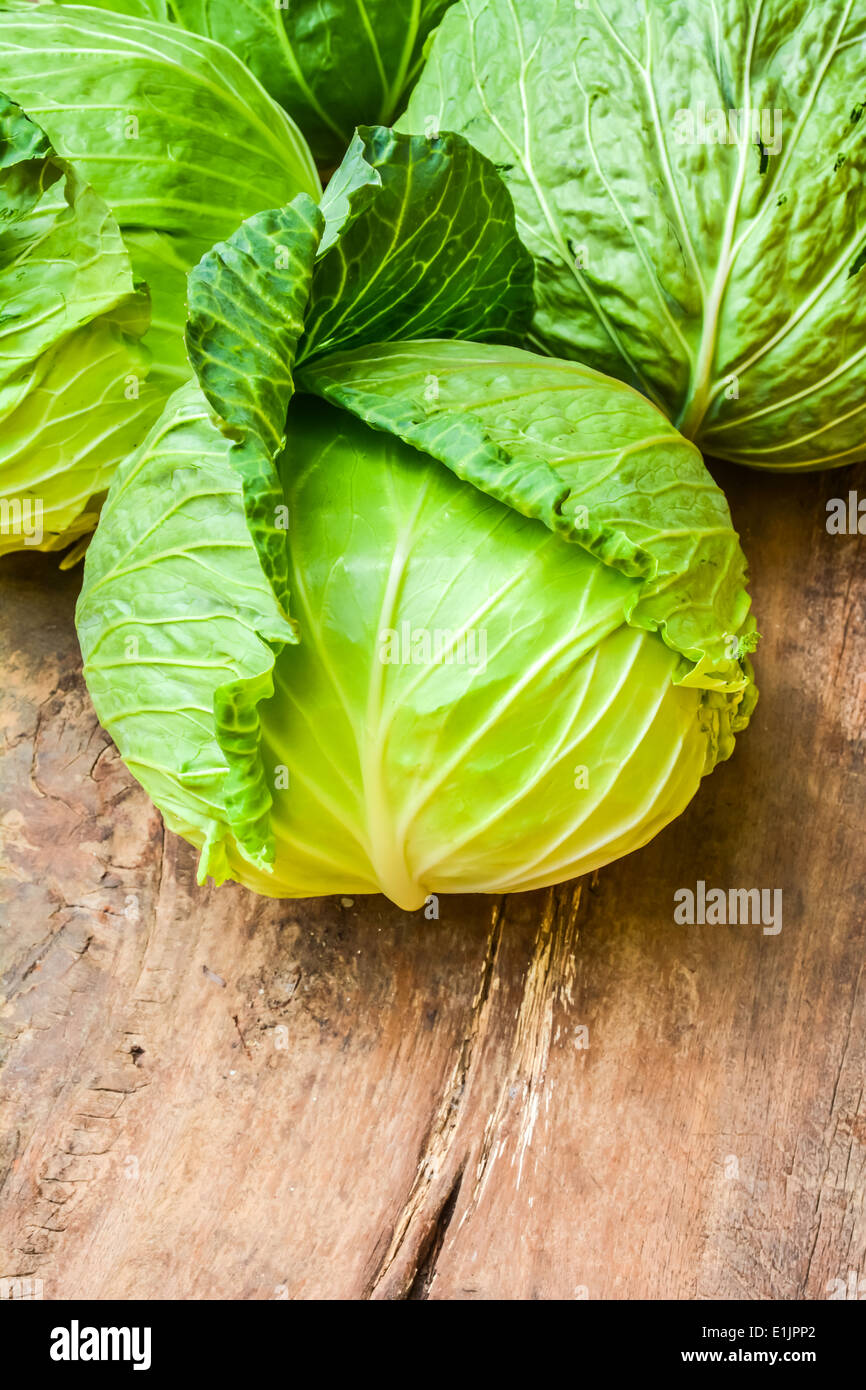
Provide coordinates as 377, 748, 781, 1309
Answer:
367, 884, 585, 1298
404, 1167, 464, 1301
463, 883, 583, 1220
365, 897, 506, 1299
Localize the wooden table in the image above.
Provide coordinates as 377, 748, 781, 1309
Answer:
1, 459, 864, 1300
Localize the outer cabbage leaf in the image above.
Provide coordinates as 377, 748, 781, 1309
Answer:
0, 2, 320, 404
75, 383, 298, 882
301, 125, 535, 359
402, 0, 866, 469
51, 0, 457, 163
299, 340, 758, 691
79, 198, 323, 876
186, 195, 325, 613
0, 96, 158, 557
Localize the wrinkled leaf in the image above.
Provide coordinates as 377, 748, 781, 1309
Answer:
403, 0, 866, 469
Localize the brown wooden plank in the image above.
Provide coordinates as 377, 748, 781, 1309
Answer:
1, 456, 864, 1300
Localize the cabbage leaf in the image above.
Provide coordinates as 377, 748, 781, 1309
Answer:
0, 96, 157, 557
0, 1, 321, 552
50, 0, 456, 162
403, 0, 866, 469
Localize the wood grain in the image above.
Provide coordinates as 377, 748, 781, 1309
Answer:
1, 458, 864, 1300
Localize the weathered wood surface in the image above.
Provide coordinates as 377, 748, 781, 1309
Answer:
1, 460, 864, 1301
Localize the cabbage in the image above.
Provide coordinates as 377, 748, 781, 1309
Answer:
76, 130, 757, 909
0, 2, 319, 554
402, 0, 866, 470
0, 97, 157, 557
50, 0, 456, 163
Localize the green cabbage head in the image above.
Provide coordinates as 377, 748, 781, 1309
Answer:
50, 0, 457, 163
0, 2, 318, 556
76, 131, 758, 909
403, 0, 866, 470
